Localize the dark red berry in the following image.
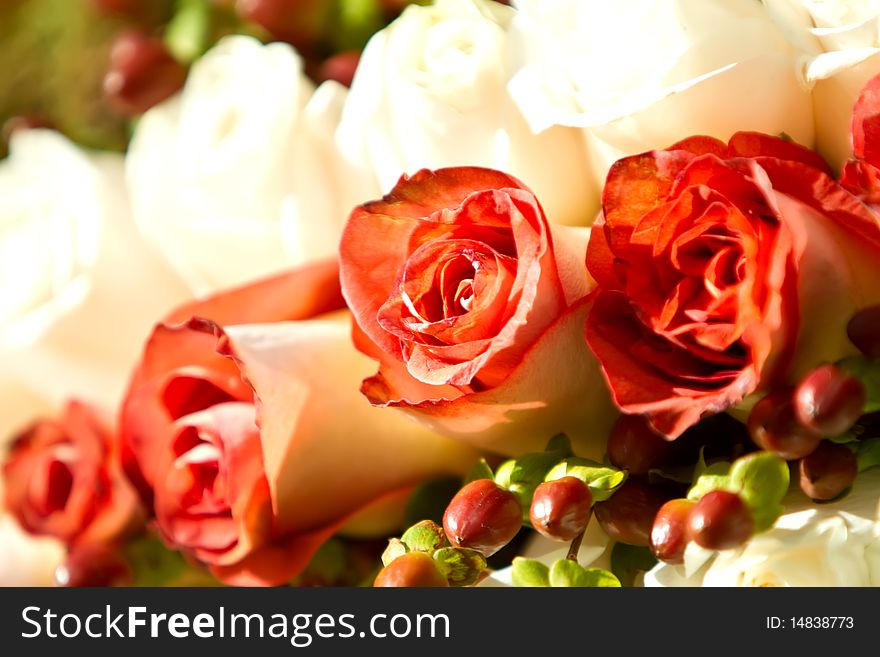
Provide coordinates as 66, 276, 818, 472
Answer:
594, 478, 668, 547
687, 490, 754, 550
318, 51, 361, 88
235, 0, 328, 50
529, 477, 592, 542
442, 479, 522, 556
847, 305, 880, 359
799, 441, 858, 501
748, 388, 822, 459
794, 364, 867, 437
650, 498, 695, 564
373, 552, 448, 588
55, 545, 132, 587
607, 414, 672, 475
103, 30, 187, 116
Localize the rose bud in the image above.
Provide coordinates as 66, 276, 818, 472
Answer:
103, 30, 187, 115
443, 479, 522, 556
2, 401, 144, 549
594, 478, 668, 547
650, 498, 695, 564
747, 388, 822, 460
847, 305, 880, 359
55, 544, 132, 587
122, 260, 477, 586
529, 477, 592, 542
373, 552, 448, 588
794, 364, 867, 437
799, 441, 858, 501
688, 490, 754, 551
606, 414, 672, 475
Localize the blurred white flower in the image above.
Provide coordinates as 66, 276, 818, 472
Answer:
509, 0, 815, 188
763, 0, 880, 170
336, 0, 596, 226
126, 35, 355, 295
645, 466, 880, 587
0, 129, 190, 441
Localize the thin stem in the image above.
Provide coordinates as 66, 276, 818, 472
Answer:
567, 530, 585, 561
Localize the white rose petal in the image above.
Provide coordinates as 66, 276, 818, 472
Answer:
127, 36, 356, 295
337, 0, 597, 226
764, 0, 880, 169
0, 130, 190, 440
510, 0, 815, 188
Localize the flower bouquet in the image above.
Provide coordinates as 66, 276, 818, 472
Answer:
1, 0, 880, 589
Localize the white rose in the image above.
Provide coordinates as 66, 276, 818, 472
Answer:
127, 35, 355, 295
763, 0, 880, 170
336, 0, 596, 226
0, 476, 63, 586
645, 467, 880, 587
0, 129, 190, 441
509, 0, 815, 189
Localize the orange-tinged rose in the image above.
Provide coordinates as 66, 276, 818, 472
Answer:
586, 132, 880, 438
340, 167, 616, 458
121, 259, 478, 585
3, 400, 143, 548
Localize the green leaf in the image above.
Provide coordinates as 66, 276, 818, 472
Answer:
165, 0, 211, 64
610, 543, 657, 587
511, 557, 550, 587
433, 547, 486, 587
545, 434, 573, 454
686, 457, 732, 501
124, 534, 210, 587
545, 457, 627, 502
381, 538, 407, 567
400, 520, 446, 553
404, 476, 461, 526
494, 443, 571, 514
857, 437, 880, 472
464, 458, 494, 485
751, 503, 785, 534
839, 356, 880, 414
549, 559, 621, 587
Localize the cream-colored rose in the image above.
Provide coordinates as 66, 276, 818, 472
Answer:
764, 0, 880, 170
126, 35, 355, 295
336, 0, 596, 226
509, 0, 815, 188
645, 467, 880, 587
0, 129, 190, 442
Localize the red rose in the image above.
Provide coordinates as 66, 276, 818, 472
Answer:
340, 167, 616, 458
842, 72, 880, 207
3, 400, 143, 547
122, 259, 476, 585
586, 132, 880, 438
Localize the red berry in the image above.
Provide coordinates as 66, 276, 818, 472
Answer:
794, 364, 866, 437
688, 490, 754, 551
799, 441, 858, 501
103, 30, 187, 116
748, 389, 822, 459
847, 305, 880, 359
529, 477, 593, 542
55, 545, 132, 587
607, 414, 672, 475
318, 51, 361, 88
235, 0, 328, 50
373, 552, 448, 588
650, 498, 695, 564
594, 478, 668, 547
442, 479, 522, 556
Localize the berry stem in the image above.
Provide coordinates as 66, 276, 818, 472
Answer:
567, 531, 585, 561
